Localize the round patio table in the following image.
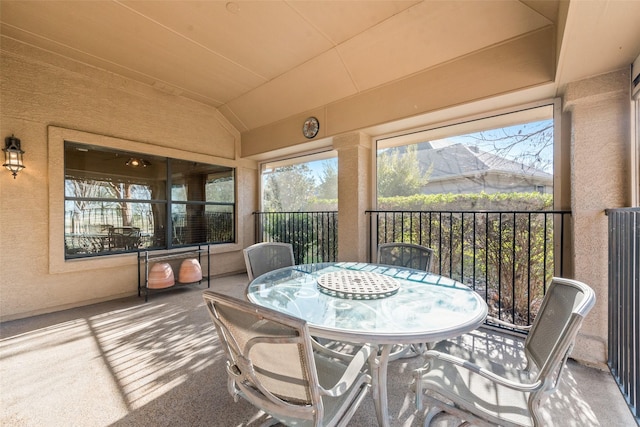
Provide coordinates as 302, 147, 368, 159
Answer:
246, 262, 488, 427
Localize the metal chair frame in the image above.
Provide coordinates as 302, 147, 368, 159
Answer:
203, 290, 373, 427
413, 277, 596, 427
377, 242, 434, 272
243, 242, 295, 281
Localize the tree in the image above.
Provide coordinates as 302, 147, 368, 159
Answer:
377, 144, 430, 197
466, 120, 553, 173
315, 160, 338, 200
263, 164, 317, 211
206, 173, 235, 203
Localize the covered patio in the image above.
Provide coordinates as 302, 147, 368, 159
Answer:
1, 1, 639, 425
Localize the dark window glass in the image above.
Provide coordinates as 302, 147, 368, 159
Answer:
64, 142, 235, 258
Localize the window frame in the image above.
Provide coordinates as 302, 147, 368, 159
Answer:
49, 127, 243, 274
63, 143, 236, 259
259, 149, 338, 212
371, 98, 561, 208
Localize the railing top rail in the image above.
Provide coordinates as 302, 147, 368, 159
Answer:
605, 207, 640, 214
366, 209, 571, 215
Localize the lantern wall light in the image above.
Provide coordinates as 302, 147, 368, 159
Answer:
3, 135, 25, 179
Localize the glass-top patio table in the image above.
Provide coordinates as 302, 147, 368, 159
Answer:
246, 262, 488, 427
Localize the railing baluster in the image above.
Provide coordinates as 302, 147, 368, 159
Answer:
449, 212, 453, 279
461, 212, 465, 282
485, 212, 489, 308
606, 208, 640, 422
498, 212, 503, 321
527, 212, 532, 325
512, 212, 516, 323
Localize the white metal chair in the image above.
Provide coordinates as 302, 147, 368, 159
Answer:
413, 277, 596, 427
203, 290, 373, 427
377, 242, 434, 272
243, 242, 295, 281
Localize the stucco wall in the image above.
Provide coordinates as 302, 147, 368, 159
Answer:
0, 38, 255, 321
563, 69, 631, 367
334, 132, 371, 262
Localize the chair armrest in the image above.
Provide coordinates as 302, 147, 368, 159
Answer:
318, 343, 373, 398
486, 316, 532, 332
424, 349, 542, 393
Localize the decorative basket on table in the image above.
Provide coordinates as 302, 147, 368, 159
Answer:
317, 271, 400, 300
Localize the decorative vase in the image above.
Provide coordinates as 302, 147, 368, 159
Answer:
179, 258, 203, 283
148, 262, 175, 289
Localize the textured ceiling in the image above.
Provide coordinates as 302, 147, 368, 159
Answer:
2, 0, 640, 135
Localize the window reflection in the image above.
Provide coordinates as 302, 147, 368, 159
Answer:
64, 142, 234, 258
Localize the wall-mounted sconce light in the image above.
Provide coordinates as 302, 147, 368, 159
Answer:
125, 157, 150, 168
3, 135, 25, 179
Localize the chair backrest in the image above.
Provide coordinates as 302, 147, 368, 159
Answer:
243, 242, 295, 281
377, 242, 434, 271
525, 277, 596, 383
203, 290, 321, 423
109, 226, 141, 250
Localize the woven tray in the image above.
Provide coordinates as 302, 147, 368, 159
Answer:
317, 271, 400, 300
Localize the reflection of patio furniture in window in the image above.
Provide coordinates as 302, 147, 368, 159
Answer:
65, 225, 113, 256
109, 226, 141, 250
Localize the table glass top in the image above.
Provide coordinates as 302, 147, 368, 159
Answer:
246, 262, 488, 344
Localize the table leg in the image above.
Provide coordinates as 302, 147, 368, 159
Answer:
371, 344, 392, 427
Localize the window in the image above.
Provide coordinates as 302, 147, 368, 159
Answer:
261, 151, 337, 211
376, 104, 554, 207
64, 142, 235, 258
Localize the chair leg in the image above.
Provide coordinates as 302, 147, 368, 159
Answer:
423, 405, 444, 427
412, 369, 426, 411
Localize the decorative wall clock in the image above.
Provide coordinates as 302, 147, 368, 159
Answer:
302, 116, 319, 139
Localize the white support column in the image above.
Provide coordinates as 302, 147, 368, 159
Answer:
333, 132, 371, 262
563, 69, 631, 367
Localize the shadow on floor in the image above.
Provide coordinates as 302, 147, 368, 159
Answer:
0, 273, 635, 426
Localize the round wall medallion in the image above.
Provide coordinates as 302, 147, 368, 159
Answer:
302, 116, 319, 139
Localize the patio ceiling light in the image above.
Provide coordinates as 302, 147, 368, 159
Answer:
3, 134, 25, 179
126, 157, 150, 168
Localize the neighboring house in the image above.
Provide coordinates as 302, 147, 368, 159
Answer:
416, 142, 553, 195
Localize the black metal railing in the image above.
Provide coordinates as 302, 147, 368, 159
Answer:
253, 211, 338, 264
607, 207, 640, 423
367, 210, 571, 328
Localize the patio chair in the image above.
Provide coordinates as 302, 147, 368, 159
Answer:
412, 277, 596, 427
377, 242, 434, 358
108, 226, 141, 251
243, 242, 295, 281
202, 290, 372, 427
377, 242, 434, 272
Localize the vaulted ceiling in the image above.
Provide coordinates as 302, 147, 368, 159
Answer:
2, 1, 640, 140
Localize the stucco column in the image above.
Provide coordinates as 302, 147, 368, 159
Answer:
333, 132, 371, 262
563, 69, 631, 368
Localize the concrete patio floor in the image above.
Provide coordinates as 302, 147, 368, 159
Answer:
0, 273, 636, 426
